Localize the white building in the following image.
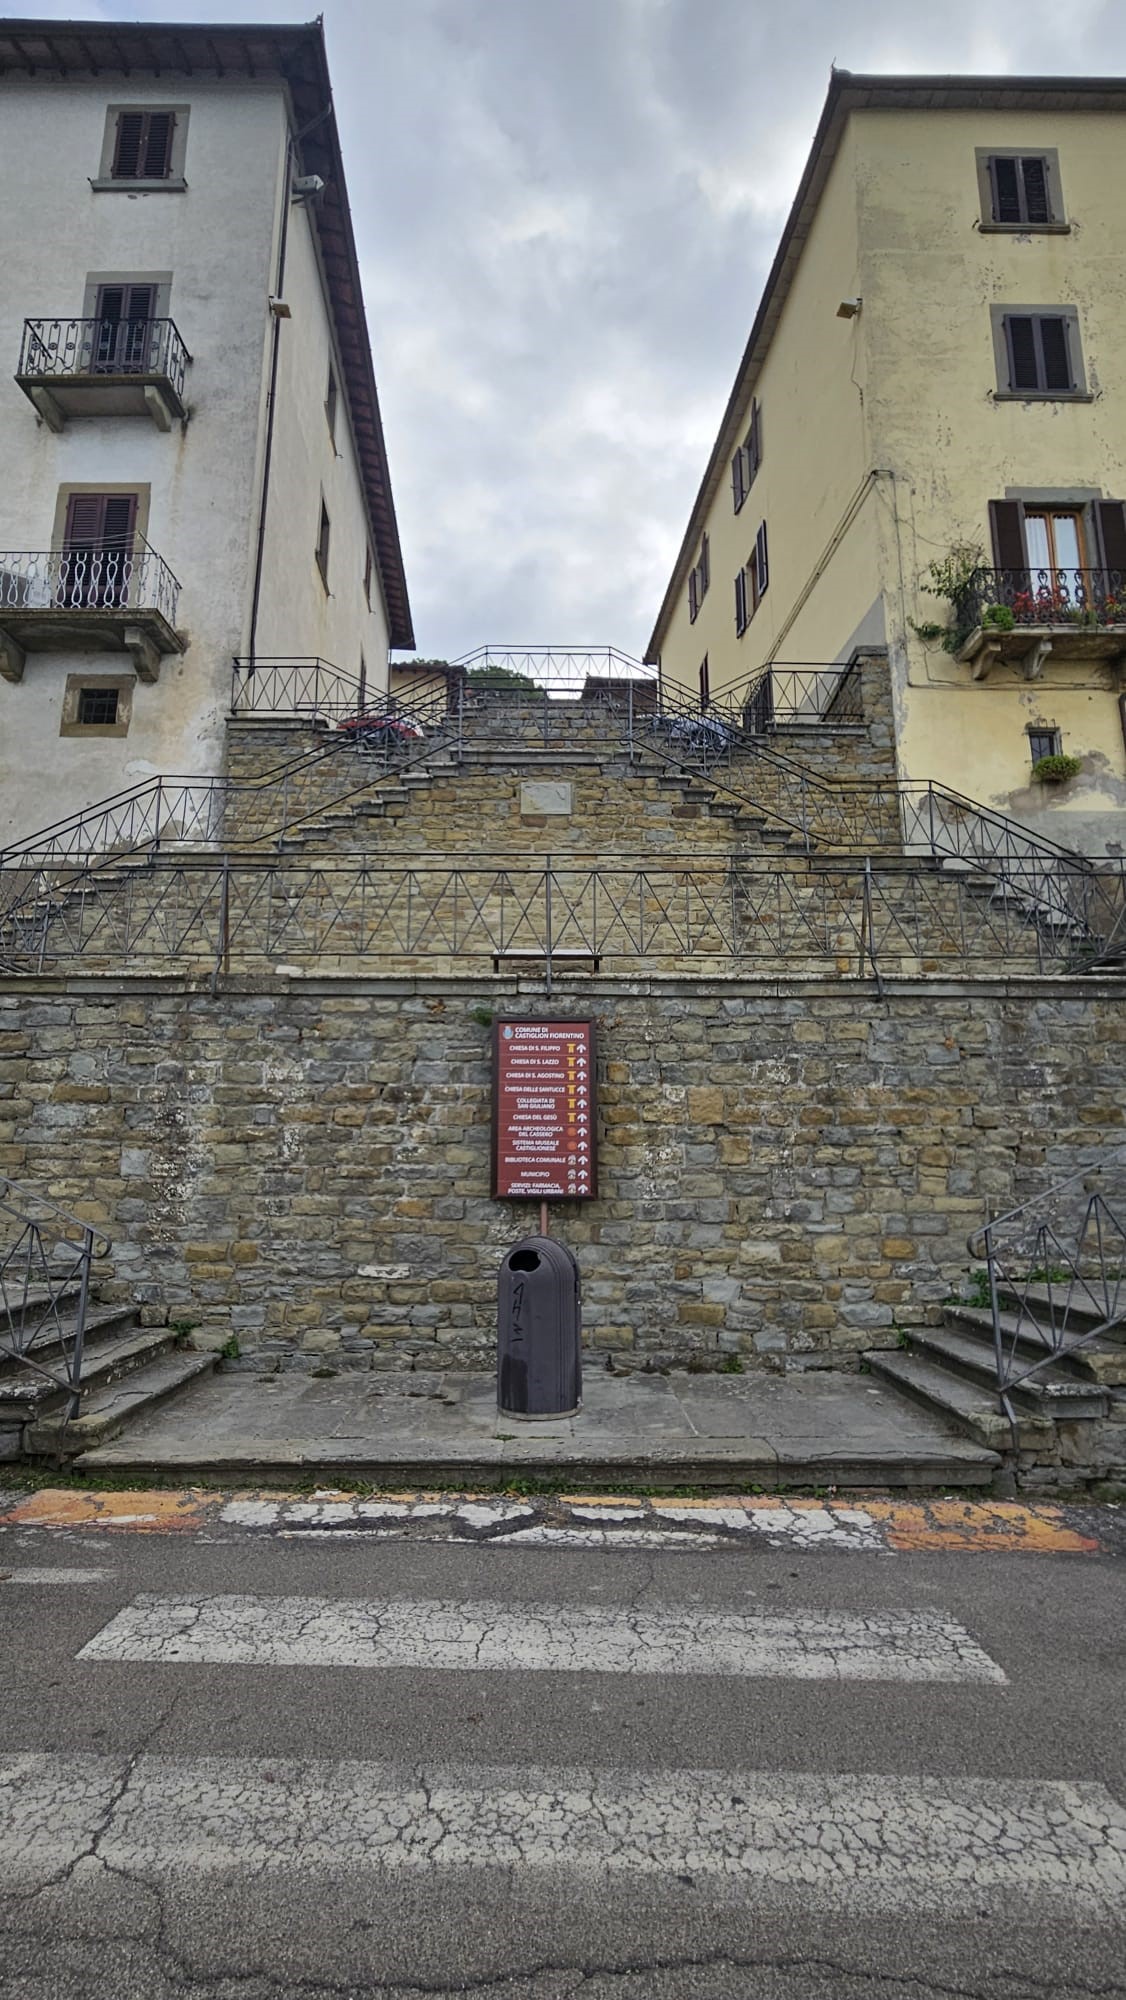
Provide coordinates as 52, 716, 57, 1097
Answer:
0, 18, 413, 848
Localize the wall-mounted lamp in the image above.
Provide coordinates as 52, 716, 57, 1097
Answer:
836, 297, 862, 319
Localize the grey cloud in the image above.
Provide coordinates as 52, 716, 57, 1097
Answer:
16, 0, 1126, 657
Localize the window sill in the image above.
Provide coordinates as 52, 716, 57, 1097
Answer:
993, 390, 1094, 404
89, 177, 188, 193
978, 219, 1070, 234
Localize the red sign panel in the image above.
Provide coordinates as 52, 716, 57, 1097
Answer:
492, 1017, 597, 1200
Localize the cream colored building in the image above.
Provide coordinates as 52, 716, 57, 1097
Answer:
647, 72, 1126, 856
0, 18, 412, 849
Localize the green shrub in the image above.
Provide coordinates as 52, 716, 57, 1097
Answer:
1032, 753, 1081, 784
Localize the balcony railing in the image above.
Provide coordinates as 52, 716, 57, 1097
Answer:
19, 317, 190, 397
0, 541, 181, 627
966, 566, 1126, 629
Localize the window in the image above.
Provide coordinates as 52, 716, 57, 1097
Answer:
91, 284, 156, 374
991, 307, 1086, 398
94, 105, 189, 190
731, 399, 763, 512
316, 499, 331, 587
59, 673, 133, 739
1028, 727, 1061, 765
977, 149, 1065, 231
989, 498, 1126, 587
363, 543, 373, 610
735, 523, 769, 636
78, 686, 119, 727
60, 492, 138, 608
687, 534, 709, 622
325, 364, 338, 444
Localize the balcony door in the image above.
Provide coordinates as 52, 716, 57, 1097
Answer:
60, 493, 137, 609
1023, 508, 1086, 579
91, 284, 156, 375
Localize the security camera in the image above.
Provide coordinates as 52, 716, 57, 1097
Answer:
292, 174, 325, 200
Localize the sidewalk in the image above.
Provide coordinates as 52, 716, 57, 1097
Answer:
75, 1363, 1001, 1491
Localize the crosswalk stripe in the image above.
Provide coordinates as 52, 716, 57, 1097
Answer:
77, 1593, 1006, 1681
2, 1753, 1123, 1910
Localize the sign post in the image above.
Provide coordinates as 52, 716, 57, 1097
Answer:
492, 1018, 597, 1202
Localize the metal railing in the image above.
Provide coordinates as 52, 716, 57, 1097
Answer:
230, 657, 458, 728
0, 1177, 111, 1420
0, 854, 1065, 984
968, 1160, 1126, 1444
448, 646, 658, 696
965, 566, 1126, 630
19, 316, 191, 400
0, 539, 181, 626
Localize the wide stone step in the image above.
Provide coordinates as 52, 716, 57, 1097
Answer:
1000, 1282, 1126, 1338
0, 1322, 173, 1420
946, 1304, 1126, 1383
0, 1298, 136, 1360
864, 1348, 1047, 1451
914, 1324, 1110, 1416
25, 1347, 216, 1456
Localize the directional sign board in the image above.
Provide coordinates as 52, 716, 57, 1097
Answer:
492, 1018, 597, 1200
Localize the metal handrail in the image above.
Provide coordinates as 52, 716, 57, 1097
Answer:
0, 540, 181, 625
19, 316, 191, 399
966, 1156, 1126, 1443
0, 1175, 111, 1419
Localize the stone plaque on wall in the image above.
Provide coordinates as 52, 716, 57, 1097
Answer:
520, 780, 572, 816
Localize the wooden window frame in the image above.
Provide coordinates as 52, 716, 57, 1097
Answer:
93, 105, 189, 192
989, 495, 1126, 585
1027, 725, 1062, 765
976, 148, 1067, 233
990, 305, 1088, 400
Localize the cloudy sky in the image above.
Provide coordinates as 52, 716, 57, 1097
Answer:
10, 0, 1126, 657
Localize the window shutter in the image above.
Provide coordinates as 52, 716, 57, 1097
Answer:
688, 569, 699, 622
64, 493, 108, 545
699, 656, 710, 710
102, 494, 137, 546
1094, 501, 1126, 579
96, 286, 126, 323
112, 112, 145, 178
732, 448, 746, 511
1021, 156, 1050, 225
142, 112, 174, 178
1005, 316, 1038, 391
990, 156, 1021, 224
700, 534, 710, 594
749, 399, 762, 476
734, 570, 748, 635
988, 500, 1026, 577
125, 285, 155, 322
1039, 317, 1072, 391
754, 521, 769, 601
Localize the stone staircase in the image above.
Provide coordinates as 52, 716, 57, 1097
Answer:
866, 1283, 1126, 1473
0, 1282, 214, 1460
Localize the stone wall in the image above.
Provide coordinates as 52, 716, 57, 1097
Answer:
1, 973, 1121, 1375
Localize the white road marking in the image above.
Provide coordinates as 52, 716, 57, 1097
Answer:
0, 1753, 1122, 1911
77, 1594, 1006, 1681
498, 1526, 724, 1549
0, 1567, 113, 1586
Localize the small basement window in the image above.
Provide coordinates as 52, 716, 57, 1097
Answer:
78, 686, 119, 726
1029, 727, 1061, 764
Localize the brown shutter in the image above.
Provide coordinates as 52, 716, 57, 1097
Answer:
112, 112, 145, 178
755, 520, 769, 601
1094, 501, 1126, 579
101, 495, 137, 546
731, 448, 746, 511
95, 285, 125, 323
749, 398, 762, 475
699, 656, 710, 710
64, 493, 109, 546
988, 500, 1026, 581
734, 570, 747, 635
142, 112, 174, 178
700, 534, 710, 594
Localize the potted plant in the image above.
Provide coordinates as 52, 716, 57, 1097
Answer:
1032, 753, 1082, 785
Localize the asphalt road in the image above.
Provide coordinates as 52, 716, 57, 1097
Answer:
0, 1521, 1124, 1999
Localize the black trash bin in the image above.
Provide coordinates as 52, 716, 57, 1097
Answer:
497, 1236, 582, 1419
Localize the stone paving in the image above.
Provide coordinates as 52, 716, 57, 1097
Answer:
73, 1364, 1000, 1489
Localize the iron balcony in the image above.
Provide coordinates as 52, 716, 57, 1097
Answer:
956, 566, 1126, 676
0, 542, 185, 686
16, 317, 191, 431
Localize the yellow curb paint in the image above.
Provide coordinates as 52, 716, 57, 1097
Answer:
1, 1489, 212, 1532
861, 1500, 1100, 1555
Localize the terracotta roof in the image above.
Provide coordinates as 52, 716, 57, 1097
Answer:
645, 67, 1126, 664
0, 17, 414, 647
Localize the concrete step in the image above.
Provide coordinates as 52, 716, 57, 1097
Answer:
27, 1347, 216, 1456
913, 1324, 1110, 1416
1000, 1282, 1126, 1338
0, 1300, 139, 1368
864, 1348, 1047, 1451
945, 1304, 1126, 1384
0, 1322, 174, 1420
